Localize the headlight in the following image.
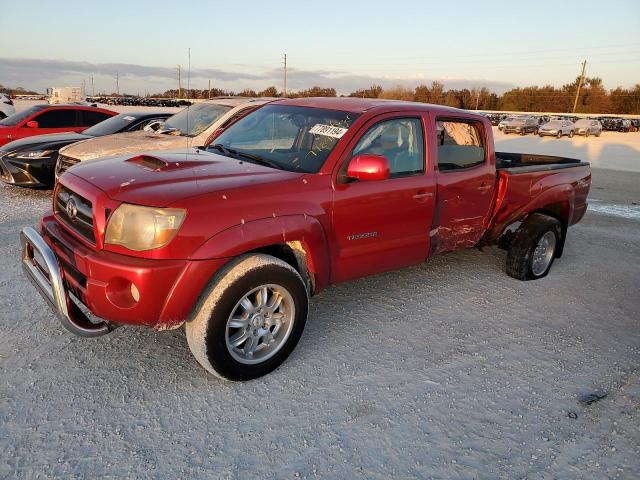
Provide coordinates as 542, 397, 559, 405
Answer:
9, 149, 55, 159
105, 203, 186, 251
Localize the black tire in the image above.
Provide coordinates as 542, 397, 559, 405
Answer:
596, 130, 601, 137
585, 130, 589, 138
506, 213, 562, 281
556, 130, 562, 139
569, 130, 574, 138
520, 129, 526, 136
186, 254, 309, 381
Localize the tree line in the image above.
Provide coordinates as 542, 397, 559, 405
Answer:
3, 77, 640, 114
153, 77, 640, 114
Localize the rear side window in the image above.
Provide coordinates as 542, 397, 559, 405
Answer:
436, 120, 485, 171
79, 110, 112, 126
34, 109, 77, 128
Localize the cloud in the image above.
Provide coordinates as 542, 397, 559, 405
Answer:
0, 57, 515, 95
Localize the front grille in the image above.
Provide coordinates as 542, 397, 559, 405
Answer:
55, 154, 80, 178
54, 185, 95, 243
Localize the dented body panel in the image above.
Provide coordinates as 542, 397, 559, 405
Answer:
29, 98, 591, 331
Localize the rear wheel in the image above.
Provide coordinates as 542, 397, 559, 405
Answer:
569, 130, 574, 138
585, 130, 590, 138
506, 213, 562, 281
556, 130, 562, 139
596, 130, 601, 137
186, 254, 309, 381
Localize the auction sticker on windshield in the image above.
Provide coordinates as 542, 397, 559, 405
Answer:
309, 124, 349, 139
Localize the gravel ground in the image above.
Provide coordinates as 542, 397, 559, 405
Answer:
0, 142, 639, 477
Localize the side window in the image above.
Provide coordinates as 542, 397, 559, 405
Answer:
34, 109, 77, 128
436, 120, 485, 171
80, 110, 112, 126
130, 117, 165, 131
350, 118, 424, 177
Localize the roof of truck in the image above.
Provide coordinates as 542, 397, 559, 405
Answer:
276, 97, 470, 115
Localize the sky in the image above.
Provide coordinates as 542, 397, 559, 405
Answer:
1, 0, 639, 96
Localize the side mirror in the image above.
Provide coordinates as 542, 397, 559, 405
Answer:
26, 120, 39, 128
346, 154, 390, 182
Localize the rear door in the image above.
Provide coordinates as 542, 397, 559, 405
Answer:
430, 115, 495, 254
78, 109, 113, 128
330, 112, 435, 282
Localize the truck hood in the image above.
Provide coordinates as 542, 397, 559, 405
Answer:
66, 150, 302, 207
59, 130, 197, 161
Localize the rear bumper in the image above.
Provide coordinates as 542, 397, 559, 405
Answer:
21, 215, 228, 333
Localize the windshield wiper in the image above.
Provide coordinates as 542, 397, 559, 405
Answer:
210, 144, 283, 170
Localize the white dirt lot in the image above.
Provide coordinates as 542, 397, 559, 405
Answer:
0, 108, 639, 478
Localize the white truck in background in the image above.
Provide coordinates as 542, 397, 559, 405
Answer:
47, 87, 85, 104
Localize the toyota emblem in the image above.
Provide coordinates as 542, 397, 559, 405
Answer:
66, 197, 78, 221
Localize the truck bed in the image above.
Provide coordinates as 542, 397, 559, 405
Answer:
483, 153, 591, 244
496, 152, 589, 173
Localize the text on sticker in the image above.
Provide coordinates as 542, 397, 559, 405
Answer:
309, 124, 348, 139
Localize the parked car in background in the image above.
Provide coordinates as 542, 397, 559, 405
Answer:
573, 119, 602, 137
0, 93, 16, 119
629, 119, 640, 132
23, 98, 591, 380
0, 104, 117, 147
502, 116, 539, 135
55, 97, 274, 178
497, 116, 516, 131
0, 112, 172, 188
538, 120, 575, 138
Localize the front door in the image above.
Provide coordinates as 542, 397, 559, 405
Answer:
330, 114, 435, 282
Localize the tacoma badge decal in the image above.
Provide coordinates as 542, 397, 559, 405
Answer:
347, 231, 378, 241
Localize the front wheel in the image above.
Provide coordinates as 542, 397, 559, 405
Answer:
186, 254, 309, 381
569, 130, 574, 138
556, 130, 562, 139
585, 130, 590, 138
506, 213, 562, 280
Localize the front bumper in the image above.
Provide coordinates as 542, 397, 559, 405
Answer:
538, 130, 558, 137
20, 215, 228, 334
21, 226, 114, 337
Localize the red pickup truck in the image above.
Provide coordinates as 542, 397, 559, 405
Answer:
20, 98, 591, 380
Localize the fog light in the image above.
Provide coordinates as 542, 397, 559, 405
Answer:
130, 283, 140, 303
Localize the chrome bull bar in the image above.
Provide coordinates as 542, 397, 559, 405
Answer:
20, 226, 114, 337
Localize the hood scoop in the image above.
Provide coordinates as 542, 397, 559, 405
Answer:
124, 154, 219, 172
126, 154, 169, 171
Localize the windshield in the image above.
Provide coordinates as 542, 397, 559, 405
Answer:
0, 105, 45, 126
545, 121, 562, 127
82, 113, 142, 136
210, 105, 359, 173
574, 119, 590, 126
162, 103, 232, 137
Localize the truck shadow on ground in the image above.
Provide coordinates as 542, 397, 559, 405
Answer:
86, 244, 511, 382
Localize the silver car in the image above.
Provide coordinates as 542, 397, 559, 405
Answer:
538, 120, 575, 138
502, 116, 539, 135
574, 119, 602, 137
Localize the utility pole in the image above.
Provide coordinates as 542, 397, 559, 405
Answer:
91, 75, 94, 97
115, 71, 119, 95
475, 90, 481, 110
282, 53, 287, 97
572, 60, 587, 113
208, 79, 211, 99
177, 65, 182, 99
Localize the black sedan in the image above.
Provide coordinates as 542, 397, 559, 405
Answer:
0, 111, 172, 188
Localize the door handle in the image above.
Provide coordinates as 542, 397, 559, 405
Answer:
413, 191, 433, 200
